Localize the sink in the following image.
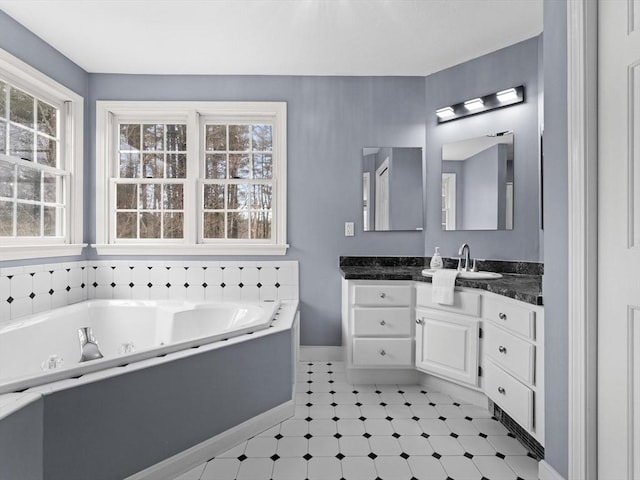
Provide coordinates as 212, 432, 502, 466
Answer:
421, 268, 503, 280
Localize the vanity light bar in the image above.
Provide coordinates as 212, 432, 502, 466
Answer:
436, 85, 525, 124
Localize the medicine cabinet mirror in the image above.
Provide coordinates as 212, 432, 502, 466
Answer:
362, 147, 424, 232
441, 132, 514, 231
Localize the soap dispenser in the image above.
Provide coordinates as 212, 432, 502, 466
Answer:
430, 247, 444, 269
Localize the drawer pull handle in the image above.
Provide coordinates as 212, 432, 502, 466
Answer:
498, 346, 507, 354
416, 318, 424, 325
380, 349, 386, 356
499, 312, 507, 320
379, 292, 386, 299
498, 386, 506, 395
379, 320, 386, 326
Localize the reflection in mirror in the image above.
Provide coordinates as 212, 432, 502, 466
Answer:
362, 147, 424, 231
441, 132, 514, 231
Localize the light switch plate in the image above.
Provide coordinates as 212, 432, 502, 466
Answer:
345, 222, 354, 237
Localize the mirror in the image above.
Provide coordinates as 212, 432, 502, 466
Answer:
362, 147, 424, 231
441, 132, 514, 231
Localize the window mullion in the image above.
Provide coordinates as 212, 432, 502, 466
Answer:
184, 110, 199, 245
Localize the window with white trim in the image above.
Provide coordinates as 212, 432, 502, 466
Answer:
95, 101, 287, 255
0, 49, 84, 261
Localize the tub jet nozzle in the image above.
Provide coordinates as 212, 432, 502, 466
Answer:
78, 327, 104, 362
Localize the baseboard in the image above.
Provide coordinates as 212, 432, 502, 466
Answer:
299, 346, 343, 362
538, 460, 565, 480
125, 400, 295, 480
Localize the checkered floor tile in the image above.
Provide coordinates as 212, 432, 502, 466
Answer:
174, 362, 539, 480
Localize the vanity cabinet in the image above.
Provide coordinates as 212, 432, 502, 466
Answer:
415, 283, 481, 388
342, 280, 415, 382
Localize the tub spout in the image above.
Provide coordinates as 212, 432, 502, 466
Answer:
78, 327, 103, 362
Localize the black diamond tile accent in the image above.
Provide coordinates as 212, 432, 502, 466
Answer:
81, 283, 85, 288
220, 282, 226, 288
304, 433, 313, 439
237, 454, 247, 461
165, 282, 171, 288
355, 402, 362, 407
307, 380, 313, 384
110, 282, 116, 288
307, 391, 313, 395
274, 434, 283, 440
202, 282, 208, 288
334, 433, 342, 439
129, 282, 134, 288
438, 416, 447, 421
335, 453, 345, 460
479, 432, 488, 438
303, 453, 312, 461
465, 416, 473, 421
270, 454, 280, 461
400, 452, 410, 459
29, 292, 35, 299
332, 416, 340, 422
432, 452, 441, 459
352, 390, 359, 394
464, 452, 473, 459
328, 380, 334, 384
275, 282, 280, 288
6, 296, 13, 304
257, 282, 262, 288
421, 390, 428, 394
398, 390, 404, 394
368, 452, 377, 460
375, 390, 382, 394
411, 477, 419, 480
450, 433, 459, 438
392, 433, 401, 439
363, 433, 371, 439
429, 402, 436, 406
358, 416, 366, 421
331, 402, 338, 407
306, 403, 313, 407
65, 286, 71, 292
92, 282, 98, 287
385, 416, 393, 421
405, 402, 412, 407
238, 283, 244, 288
184, 282, 189, 288
453, 402, 461, 407
495, 452, 506, 459
380, 402, 387, 407
48, 289, 54, 295
421, 433, 430, 438
307, 371, 313, 374
305, 417, 313, 422
481, 477, 490, 480
412, 416, 420, 421
147, 282, 153, 288
328, 371, 333, 374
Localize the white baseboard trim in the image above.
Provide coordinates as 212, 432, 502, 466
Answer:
299, 346, 343, 362
539, 460, 566, 480
125, 400, 294, 480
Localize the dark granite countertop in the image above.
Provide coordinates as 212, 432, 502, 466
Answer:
339, 258, 543, 306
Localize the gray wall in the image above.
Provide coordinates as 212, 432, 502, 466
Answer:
542, 0, 568, 476
87, 74, 427, 346
461, 145, 500, 230
424, 36, 542, 261
389, 147, 423, 230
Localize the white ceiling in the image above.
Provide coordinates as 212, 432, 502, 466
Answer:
0, 0, 543, 76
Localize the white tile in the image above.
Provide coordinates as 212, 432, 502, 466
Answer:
487, 435, 529, 455
338, 435, 371, 456
222, 285, 242, 301
258, 267, 278, 286
307, 457, 342, 480
418, 418, 452, 435
404, 392, 432, 405
379, 391, 405, 404
364, 418, 394, 436
368, 436, 402, 456
308, 380, 333, 393
359, 404, 387, 419
68, 267, 83, 287
504, 455, 540, 480
294, 405, 308, 417
68, 287, 84, 304
51, 290, 67, 308
473, 456, 519, 480
280, 418, 308, 436
471, 418, 509, 436
275, 265, 296, 285
174, 462, 207, 480
257, 424, 280, 437
112, 285, 131, 299
240, 285, 260, 302
222, 266, 242, 285
336, 418, 366, 435
166, 266, 187, 286
32, 271, 51, 294
271, 457, 307, 480
374, 456, 413, 480
357, 392, 382, 405
244, 436, 278, 457
240, 266, 260, 285
216, 441, 246, 458
385, 404, 414, 419
428, 436, 465, 456
94, 285, 112, 299
51, 269, 68, 292
308, 419, 337, 436
457, 435, 496, 455
0, 300, 10, 324
461, 404, 493, 419
440, 455, 483, 480
391, 418, 422, 435
276, 437, 308, 457
333, 392, 357, 404
341, 456, 377, 480
407, 455, 448, 480
185, 285, 206, 301
309, 392, 333, 404
310, 372, 331, 383
204, 285, 224, 301
308, 436, 340, 456
31, 293, 51, 314
112, 266, 131, 285
236, 458, 273, 480
426, 393, 454, 404
10, 297, 32, 319
259, 285, 279, 302
335, 404, 362, 418
148, 285, 167, 300
185, 266, 204, 286
277, 285, 296, 301
167, 285, 188, 300
94, 266, 113, 285
10, 273, 32, 299
398, 435, 434, 456
445, 418, 480, 435
435, 404, 467, 418
410, 404, 440, 418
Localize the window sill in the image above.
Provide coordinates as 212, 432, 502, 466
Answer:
0, 244, 87, 261
91, 243, 289, 256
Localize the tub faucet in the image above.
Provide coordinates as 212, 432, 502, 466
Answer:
78, 327, 104, 362
458, 243, 472, 272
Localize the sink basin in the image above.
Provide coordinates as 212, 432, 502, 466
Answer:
421, 268, 503, 280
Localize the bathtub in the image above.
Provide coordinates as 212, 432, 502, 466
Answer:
0, 299, 280, 394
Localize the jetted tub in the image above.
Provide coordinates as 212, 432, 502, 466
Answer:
0, 299, 279, 394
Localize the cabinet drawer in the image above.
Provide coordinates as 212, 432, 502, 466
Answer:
485, 324, 535, 385
353, 308, 411, 336
353, 284, 412, 306
484, 360, 534, 431
416, 283, 481, 317
352, 338, 413, 366
484, 295, 536, 340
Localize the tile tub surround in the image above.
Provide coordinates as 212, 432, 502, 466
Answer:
175, 361, 540, 480
339, 257, 543, 306
1, 260, 299, 324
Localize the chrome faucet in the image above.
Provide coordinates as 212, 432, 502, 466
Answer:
458, 243, 472, 272
78, 327, 104, 362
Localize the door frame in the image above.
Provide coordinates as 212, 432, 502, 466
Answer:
567, 0, 598, 479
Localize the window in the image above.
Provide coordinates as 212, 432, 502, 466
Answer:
95, 101, 287, 255
0, 49, 84, 261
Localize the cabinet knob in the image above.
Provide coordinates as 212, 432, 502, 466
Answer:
498, 346, 507, 354
379, 320, 386, 326
498, 386, 506, 395
498, 312, 507, 320
416, 318, 424, 325
380, 349, 386, 356
379, 292, 386, 299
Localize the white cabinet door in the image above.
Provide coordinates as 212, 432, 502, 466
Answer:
415, 308, 480, 387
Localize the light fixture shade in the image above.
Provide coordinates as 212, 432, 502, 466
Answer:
496, 88, 518, 102
436, 106, 455, 119
463, 98, 484, 111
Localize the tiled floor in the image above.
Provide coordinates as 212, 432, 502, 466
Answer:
175, 361, 539, 480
